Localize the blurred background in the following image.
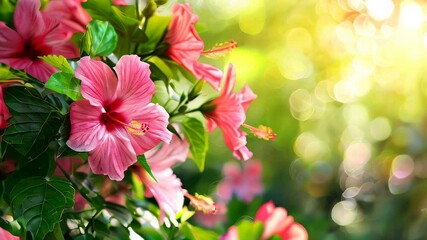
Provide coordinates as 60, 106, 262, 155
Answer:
171, 0, 427, 239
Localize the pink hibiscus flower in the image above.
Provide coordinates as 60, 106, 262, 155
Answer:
66, 55, 172, 180
132, 131, 189, 225
217, 161, 263, 203
204, 64, 257, 160
0, 0, 79, 82
0, 87, 11, 129
44, 0, 91, 37
163, 3, 223, 90
255, 201, 308, 240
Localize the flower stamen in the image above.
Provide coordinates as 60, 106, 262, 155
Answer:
242, 124, 277, 141
184, 192, 218, 214
201, 40, 238, 58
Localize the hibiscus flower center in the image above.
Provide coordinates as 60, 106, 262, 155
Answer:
24, 38, 52, 60
100, 107, 149, 136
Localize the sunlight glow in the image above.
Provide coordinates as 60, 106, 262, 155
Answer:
399, 1, 424, 29
366, 0, 394, 21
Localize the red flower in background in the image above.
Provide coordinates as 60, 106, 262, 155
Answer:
204, 64, 257, 160
164, 3, 223, 90
44, 0, 91, 38
0, 0, 78, 82
67, 55, 172, 180
255, 201, 308, 240
0, 87, 11, 129
217, 161, 263, 203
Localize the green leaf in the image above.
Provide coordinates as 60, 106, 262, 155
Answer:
180, 222, 218, 240
10, 176, 75, 240
45, 72, 83, 101
147, 56, 173, 82
137, 155, 157, 182
181, 117, 208, 172
39, 55, 74, 74
237, 220, 264, 240
82, 20, 118, 57
3, 87, 64, 158
137, 15, 170, 55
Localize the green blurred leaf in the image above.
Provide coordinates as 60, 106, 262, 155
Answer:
188, 80, 205, 101
147, 56, 173, 82
45, 72, 83, 101
10, 176, 74, 240
237, 220, 264, 240
180, 222, 218, 240
39, 55, 74, 74
138, 15, 171, 55
82, 20, 118, 57
74, 234, 95, 240
0, 0, 15, 26
182, 117, 208, 172
137, 155, 157, 182
2, 87, 64, 158
104, 202, 133, 227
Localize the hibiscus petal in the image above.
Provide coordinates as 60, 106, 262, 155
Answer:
76, 56, 118, 106
0, 87, 11, 129
233, 145, 253, 161
114, 55, 155, 110
24, 60, 58, 82
67, 100, 105, 152
193, 62, 222, 90
0, 22, 24, 58
14, 0, 44, 41
139, 168, 184, 224
145, 131, 189, 171
89, 129, 136, 181
222, 64, 237, 96
128, 103, 172, 155
239, 85, 257, 112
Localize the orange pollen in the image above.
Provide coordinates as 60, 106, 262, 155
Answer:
201, 40, 238, 58
242, 124, 277, 141
184, 192, 218, 214
126, 120, 149, 136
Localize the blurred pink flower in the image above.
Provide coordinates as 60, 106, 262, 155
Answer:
133, 132, 189, 225
164, 3, 223, 90
221, 226, 239, 240
67, 55, 172, 180
204, 64, 257, 160
217, 161, 263, 203
0, 228, 19, 240
112, 0, 135, 5
44, 0, 91, 37
0, 87, 11, 129
0, 0, 79, 82
255, 201, 308, 240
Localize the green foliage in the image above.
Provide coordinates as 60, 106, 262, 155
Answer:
137, 15, 171, 55
39, 55, 74, 74
182, 117, 208, 172
236, 220, 264, 240
137, 155, 157, 182
2, 87, 65, 159
104, 202, 133, 227
180, 222, 219, 240
10, 176, 74, 239
45, 73, 83, 101
81, 20, 118, 57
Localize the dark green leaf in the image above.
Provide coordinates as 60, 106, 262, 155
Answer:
137, 155, 157, 182
45, 72, 83, 101
10, 176, 75, 240
180, 222, 218, 240
237, 220, 264, 240
74, 234, 95, 240
188, 80, 205, 101
39, 55, 74, 74
82, 20, 118, 57
3, 87, 64, 158
182, 117, 208, 172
